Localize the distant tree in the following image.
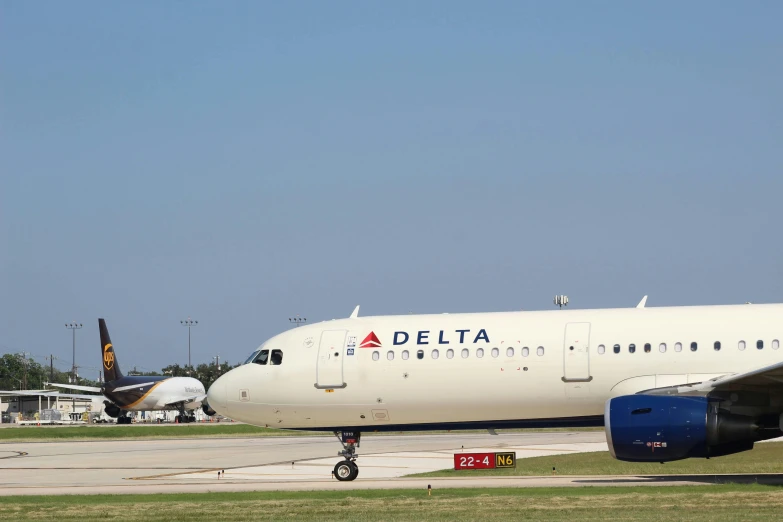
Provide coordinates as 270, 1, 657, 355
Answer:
160, 361, 237, 390
0, 354, 30, 390
161, 364, 188, 377
2, 352, 236, 391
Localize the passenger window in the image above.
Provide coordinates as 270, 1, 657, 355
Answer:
491, 347, 499, 358
506, 347, 514, 357
659, 343, 667, 353
270, 350, 283, 365
629, 344, 636, 354
461, 348, 469, 359
690, 342, 698, 352
597, 344, 605, 354
773, 340, 780, 350
675, 342, 682, 352
536, 346, 544, 356
476, 348, 484, 358
402, 350, 409, 360
387, 351, 394, 361
738, 340, 746, 351
372, 351, 380, 361
417, 350, 424, 360
613, 344, 620, 354
432, 349, 439, 359
644, 343, 651, 353
521, 347, 529, 357
446, 349, 454, 359
714, 341, 721, 351
253, 350, 269, 365
757, 340, 764, 350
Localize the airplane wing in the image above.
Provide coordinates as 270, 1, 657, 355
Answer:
112, 382, 156, 393
0, 390, 54, 396
0, 390, 101, 400
45, 383, 102, 393
163, 394, 207, 409
639, 360, 783, 396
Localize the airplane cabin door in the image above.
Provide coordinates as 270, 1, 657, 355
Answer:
562, 322, 592, 382
316, 330, 347, 389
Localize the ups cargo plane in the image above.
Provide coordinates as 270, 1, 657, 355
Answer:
207, 303, 783, 481
48, 319, 207, 423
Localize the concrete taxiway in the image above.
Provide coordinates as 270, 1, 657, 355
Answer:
2, 431, 782, 496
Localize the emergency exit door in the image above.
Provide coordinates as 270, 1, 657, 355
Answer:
562, 322, 592, 382
316, 330, 347, 389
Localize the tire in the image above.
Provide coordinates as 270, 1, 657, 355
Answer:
348, 460, 359, 480
333, 461, 356, 481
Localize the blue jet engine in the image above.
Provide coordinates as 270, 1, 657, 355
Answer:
605, 395, 763, 462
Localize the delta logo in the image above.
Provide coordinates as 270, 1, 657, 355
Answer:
359, 332, 382, 349
360, 329, 491, 348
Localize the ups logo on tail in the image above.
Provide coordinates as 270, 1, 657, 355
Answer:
103, 343, 114, 370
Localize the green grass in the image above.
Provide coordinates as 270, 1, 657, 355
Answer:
1, 485, 782, 521
0, 424, 600, 442
414, 441, 783, 477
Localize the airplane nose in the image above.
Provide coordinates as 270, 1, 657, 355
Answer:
207, 375, 228, 415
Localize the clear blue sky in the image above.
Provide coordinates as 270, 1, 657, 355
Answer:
2, 2, 782, 376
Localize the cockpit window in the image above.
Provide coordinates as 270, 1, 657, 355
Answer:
270, 349, 283, 365
244, 350, 260, 365
252, 350, 269, 365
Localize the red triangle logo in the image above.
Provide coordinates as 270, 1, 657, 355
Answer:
360, 331, 382, 348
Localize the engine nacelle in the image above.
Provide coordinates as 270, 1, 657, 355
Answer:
605, 395, 759, 462
202, 403, 216, 416
103, 401, 121, 418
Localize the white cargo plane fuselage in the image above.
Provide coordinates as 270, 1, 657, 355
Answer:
208, 303, 783, 481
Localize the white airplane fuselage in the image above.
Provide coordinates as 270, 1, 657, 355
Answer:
103, 376, 206, 412
208, 304, 782, 430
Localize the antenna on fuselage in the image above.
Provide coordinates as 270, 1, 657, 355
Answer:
636, 295, 648, 308
554, 295, 569, 309
349, 306, 360, 319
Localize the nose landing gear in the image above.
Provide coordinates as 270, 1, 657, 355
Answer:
333, 460, 358, 481
332, 431, 361, 482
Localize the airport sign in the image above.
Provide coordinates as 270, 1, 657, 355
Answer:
453, 452, 516, 470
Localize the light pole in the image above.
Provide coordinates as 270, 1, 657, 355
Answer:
213, 355, 221, 372
289, 315, 307, 328
16, 353, 30, 390
180, 317, 198, 369
65, 322, 83, 384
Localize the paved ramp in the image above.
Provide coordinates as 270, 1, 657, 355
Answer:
165, 442, 608, 482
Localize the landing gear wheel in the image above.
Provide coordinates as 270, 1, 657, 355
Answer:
333, 460, 358, 481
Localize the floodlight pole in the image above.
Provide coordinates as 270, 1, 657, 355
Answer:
65, 322, 83, 384
66, 322, 83, 414
181, 317, 198, 369
289, 315, 307, 328
553, 295, 569, 310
